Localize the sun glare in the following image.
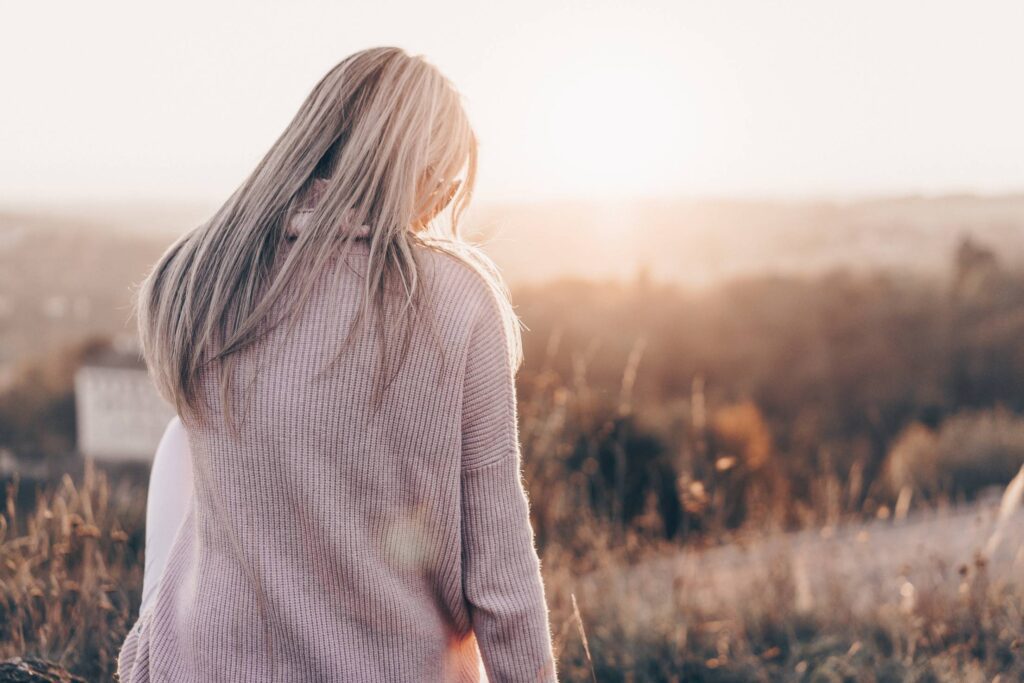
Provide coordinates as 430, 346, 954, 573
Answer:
527, 58, 697, 200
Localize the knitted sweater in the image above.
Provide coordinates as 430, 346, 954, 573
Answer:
117, 233, 558, 681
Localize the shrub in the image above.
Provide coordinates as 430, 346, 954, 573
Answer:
884, 409, 1024, 498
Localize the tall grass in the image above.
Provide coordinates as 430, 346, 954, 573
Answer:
0, 463, 144, 680
3, 256, 1024, 680
519, 349, 1024, 681
2, 381, 1023, 681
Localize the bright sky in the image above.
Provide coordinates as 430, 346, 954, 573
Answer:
2, 0, 1023, 203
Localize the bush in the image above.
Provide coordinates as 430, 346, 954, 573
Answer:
884, 409, 1024, 498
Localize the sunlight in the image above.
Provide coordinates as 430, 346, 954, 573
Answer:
527, 57, 700, 200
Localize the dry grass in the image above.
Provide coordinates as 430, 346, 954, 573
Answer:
0, 463, 144, 681
3, 258, 1024, 680
2, 463, 1021, 682
543, 497, 1024, 682
515, 349, 1024, 681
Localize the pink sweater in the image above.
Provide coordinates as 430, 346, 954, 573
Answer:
117, 220, 557, 681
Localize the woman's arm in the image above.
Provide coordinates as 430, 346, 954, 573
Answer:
140, 415, 194, 615
460, 300, 558, 682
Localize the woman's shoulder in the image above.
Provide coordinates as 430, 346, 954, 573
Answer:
414, 238, 522, 367
415, 239, 508, 320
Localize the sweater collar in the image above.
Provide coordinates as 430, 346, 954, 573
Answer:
285, 177, 372, 241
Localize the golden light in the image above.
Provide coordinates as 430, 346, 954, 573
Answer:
525, 56, 700, 200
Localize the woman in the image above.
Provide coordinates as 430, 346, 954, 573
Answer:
118, 47, 557, 682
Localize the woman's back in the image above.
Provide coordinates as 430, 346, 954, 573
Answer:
117, 239, 557, 682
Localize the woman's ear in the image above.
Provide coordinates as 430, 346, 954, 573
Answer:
416, 180, 461, 228
437, 180, 461, 215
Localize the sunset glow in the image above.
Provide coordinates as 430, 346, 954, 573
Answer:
527, 58, 699, 199
2, 1, 1023, 203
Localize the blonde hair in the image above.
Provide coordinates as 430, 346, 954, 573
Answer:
136, 47, 520, 423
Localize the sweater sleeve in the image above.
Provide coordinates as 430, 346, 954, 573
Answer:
460, 299, 558, 682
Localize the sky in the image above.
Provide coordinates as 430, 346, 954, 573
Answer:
2, 0, 1023, 204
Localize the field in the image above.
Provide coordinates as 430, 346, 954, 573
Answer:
2, 432, 1022, 681
566, 489, 1024, 681
2, 198, 1024, 680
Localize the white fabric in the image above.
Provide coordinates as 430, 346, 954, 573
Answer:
139, 416, 194, 615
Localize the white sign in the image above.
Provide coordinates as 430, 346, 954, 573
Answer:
74, 365, 175, 462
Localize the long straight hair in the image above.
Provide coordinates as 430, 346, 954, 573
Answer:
136, 47, 521, 425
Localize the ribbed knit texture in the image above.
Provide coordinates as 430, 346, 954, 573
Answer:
117, 239, 557, 682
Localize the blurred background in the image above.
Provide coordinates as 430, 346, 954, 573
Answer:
2, 1, 1024, 680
